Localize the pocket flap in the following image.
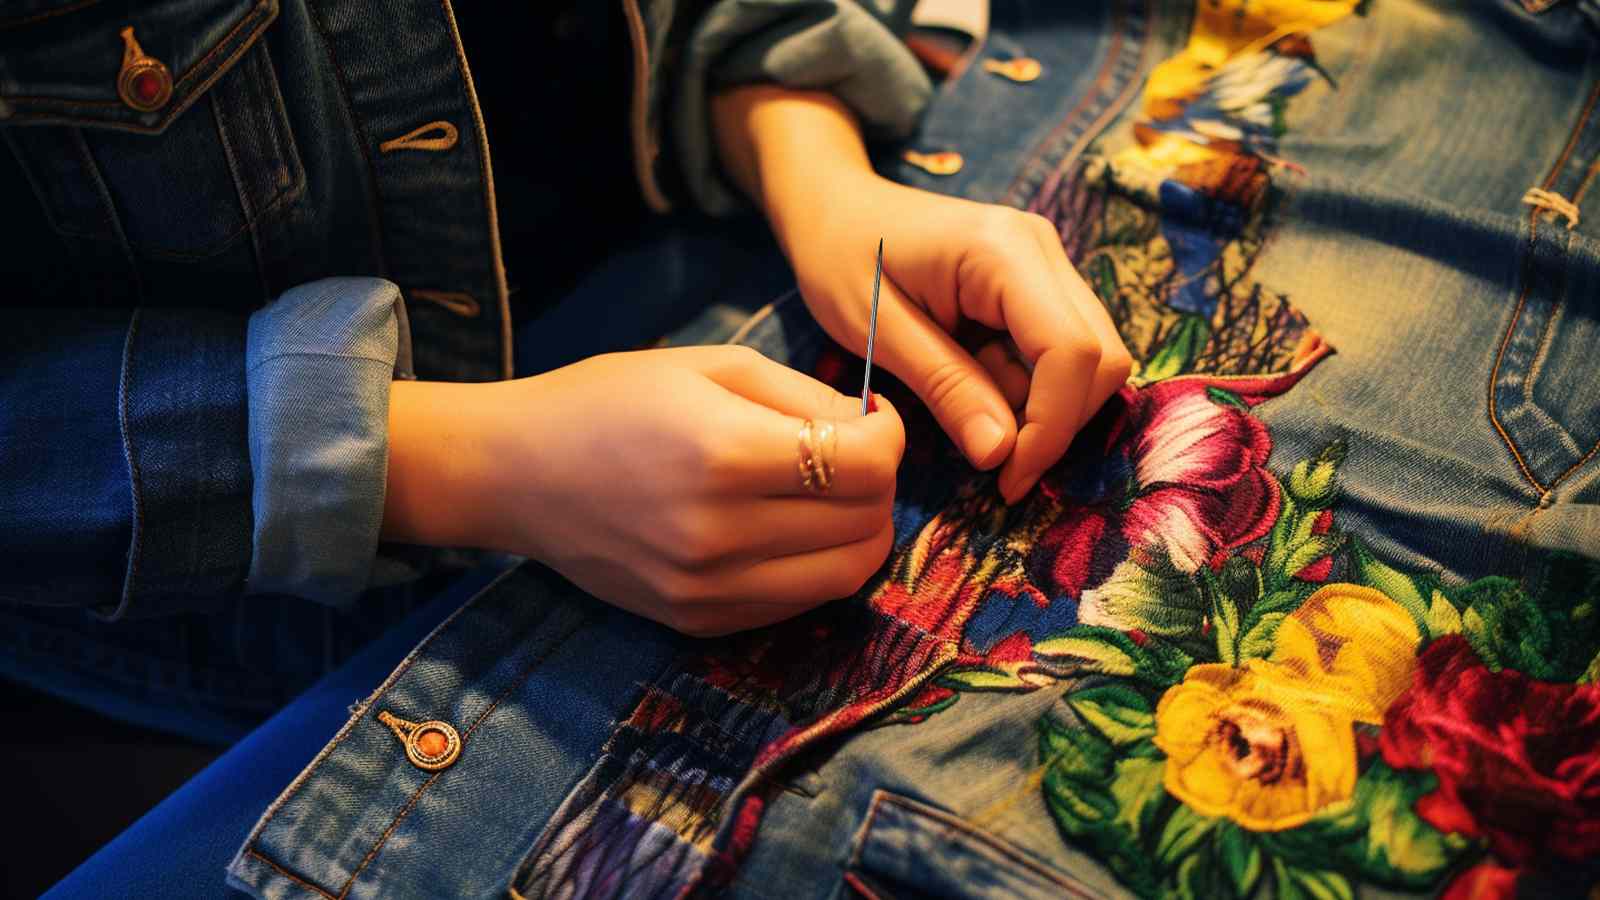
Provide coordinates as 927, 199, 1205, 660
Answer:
0, 0, 278, 133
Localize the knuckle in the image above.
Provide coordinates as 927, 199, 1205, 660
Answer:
1104, 342, 1135, 383
974, 208, 1023, 255
920, 359, 975, 412
1065, 334, 1103, 369
1021, 211, 1057, 237
665, 510, 730, 569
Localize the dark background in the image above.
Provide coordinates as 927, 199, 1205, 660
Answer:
0, 684, 219, 898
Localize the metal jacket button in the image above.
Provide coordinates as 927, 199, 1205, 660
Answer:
117, 27, 172, 113
378, 710, 462, 772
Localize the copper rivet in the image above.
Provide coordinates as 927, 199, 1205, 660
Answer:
117, 27, 173, 113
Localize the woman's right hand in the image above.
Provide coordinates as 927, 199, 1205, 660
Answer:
383, 345, 905, 636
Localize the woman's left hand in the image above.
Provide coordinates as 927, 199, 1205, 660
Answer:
713, 85, 1131, 504
784, 171, 1133, 503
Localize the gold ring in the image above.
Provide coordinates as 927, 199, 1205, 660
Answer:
797, 419, 837, 495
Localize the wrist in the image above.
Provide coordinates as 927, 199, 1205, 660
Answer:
382, 379, 506, 551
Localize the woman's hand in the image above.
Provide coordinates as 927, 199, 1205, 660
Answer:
713, 86, 1132, 503
383, 346, 905, 636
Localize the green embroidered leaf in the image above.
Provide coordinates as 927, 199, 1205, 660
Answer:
1211, 584, 1242, 667
1273, 860, 1355, 900
1461, 606, 1501, 671
1038, 713, 1114, 781
1205, 386, 1249, 411
1249, 584, 1315, 622
1264, 762, 1468, 889
887, 690, 959, 723
1456, 557, 1600, 681
1155, 804, 1218, 870
1580, 648, 1600, 685
1263, 487, 1344, 593
1039, 716, 1165, 898
1067, 684, 1157, 747
1425, 589, 1463, 638
1033, 632, 1138, 677
1034, 626, 1194, 688
1350, 538, 1430, 628
1141, 314, 1210, 383
1173, 848, 1229, 900
1218, 555, 1262, 609
1215, 824, 1263, 897
1077, 557, 1210, 657
1237, 612, 1286, 661
1278, 533, 1346, 584
938, 667, 1034, 691
1286, 440, 1346, 508
1265, 488, 1300, 574
1108, 752, 1169, 836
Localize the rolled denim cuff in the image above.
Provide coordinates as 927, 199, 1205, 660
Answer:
103, 308, 254, 620
245, 277, 403, 610
675, 0, 934, 216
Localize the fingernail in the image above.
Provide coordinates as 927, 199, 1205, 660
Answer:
962, 416, 1006, 466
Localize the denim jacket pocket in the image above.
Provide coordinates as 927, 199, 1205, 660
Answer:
842, 790, 1103, 900
0, 0, 304, 263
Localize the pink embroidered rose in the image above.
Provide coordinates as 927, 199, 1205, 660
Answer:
1032, 378, 1280, 597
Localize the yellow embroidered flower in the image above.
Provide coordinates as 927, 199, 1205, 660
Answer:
1153, 584, 1422, 831
1270, 583, 1422, 722
1155, 661, 1356, 831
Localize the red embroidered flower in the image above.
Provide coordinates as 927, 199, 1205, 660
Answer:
1381, 636, 1600, 880
1033, 378, 1280, 593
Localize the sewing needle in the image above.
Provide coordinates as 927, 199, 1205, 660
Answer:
861, 238, 883, 416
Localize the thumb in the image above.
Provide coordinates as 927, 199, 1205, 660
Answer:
878, 298, 1017, 470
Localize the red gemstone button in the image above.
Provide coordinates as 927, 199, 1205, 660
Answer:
132, 70, 162, 103
416, 728, 449, 759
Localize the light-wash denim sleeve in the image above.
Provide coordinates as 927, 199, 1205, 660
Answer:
675, 0, 934, 216
245, 277, 407, 609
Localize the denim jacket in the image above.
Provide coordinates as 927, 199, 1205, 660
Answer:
230, 0, 1600, 896
0, 0, 930, 617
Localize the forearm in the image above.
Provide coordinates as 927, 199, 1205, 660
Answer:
710, 85, 882, 254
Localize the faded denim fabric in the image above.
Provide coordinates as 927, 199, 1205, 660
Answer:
230, 0, 1600, 898
245, 278, 406, 608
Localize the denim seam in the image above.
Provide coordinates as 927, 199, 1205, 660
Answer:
1489, 77, 1600, 495
437, 0, 513, 379
0, 0, 102, 29
0, 1, 276, 125
70, 127, 144, 300
245, 849, 338, 900
113, 309, 145, 620
1000, 0, 1149, 209
201, 46, 307, 271
211, 91, 270, 299
1568, 155, 1600, 209
329, 606, 592, 899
